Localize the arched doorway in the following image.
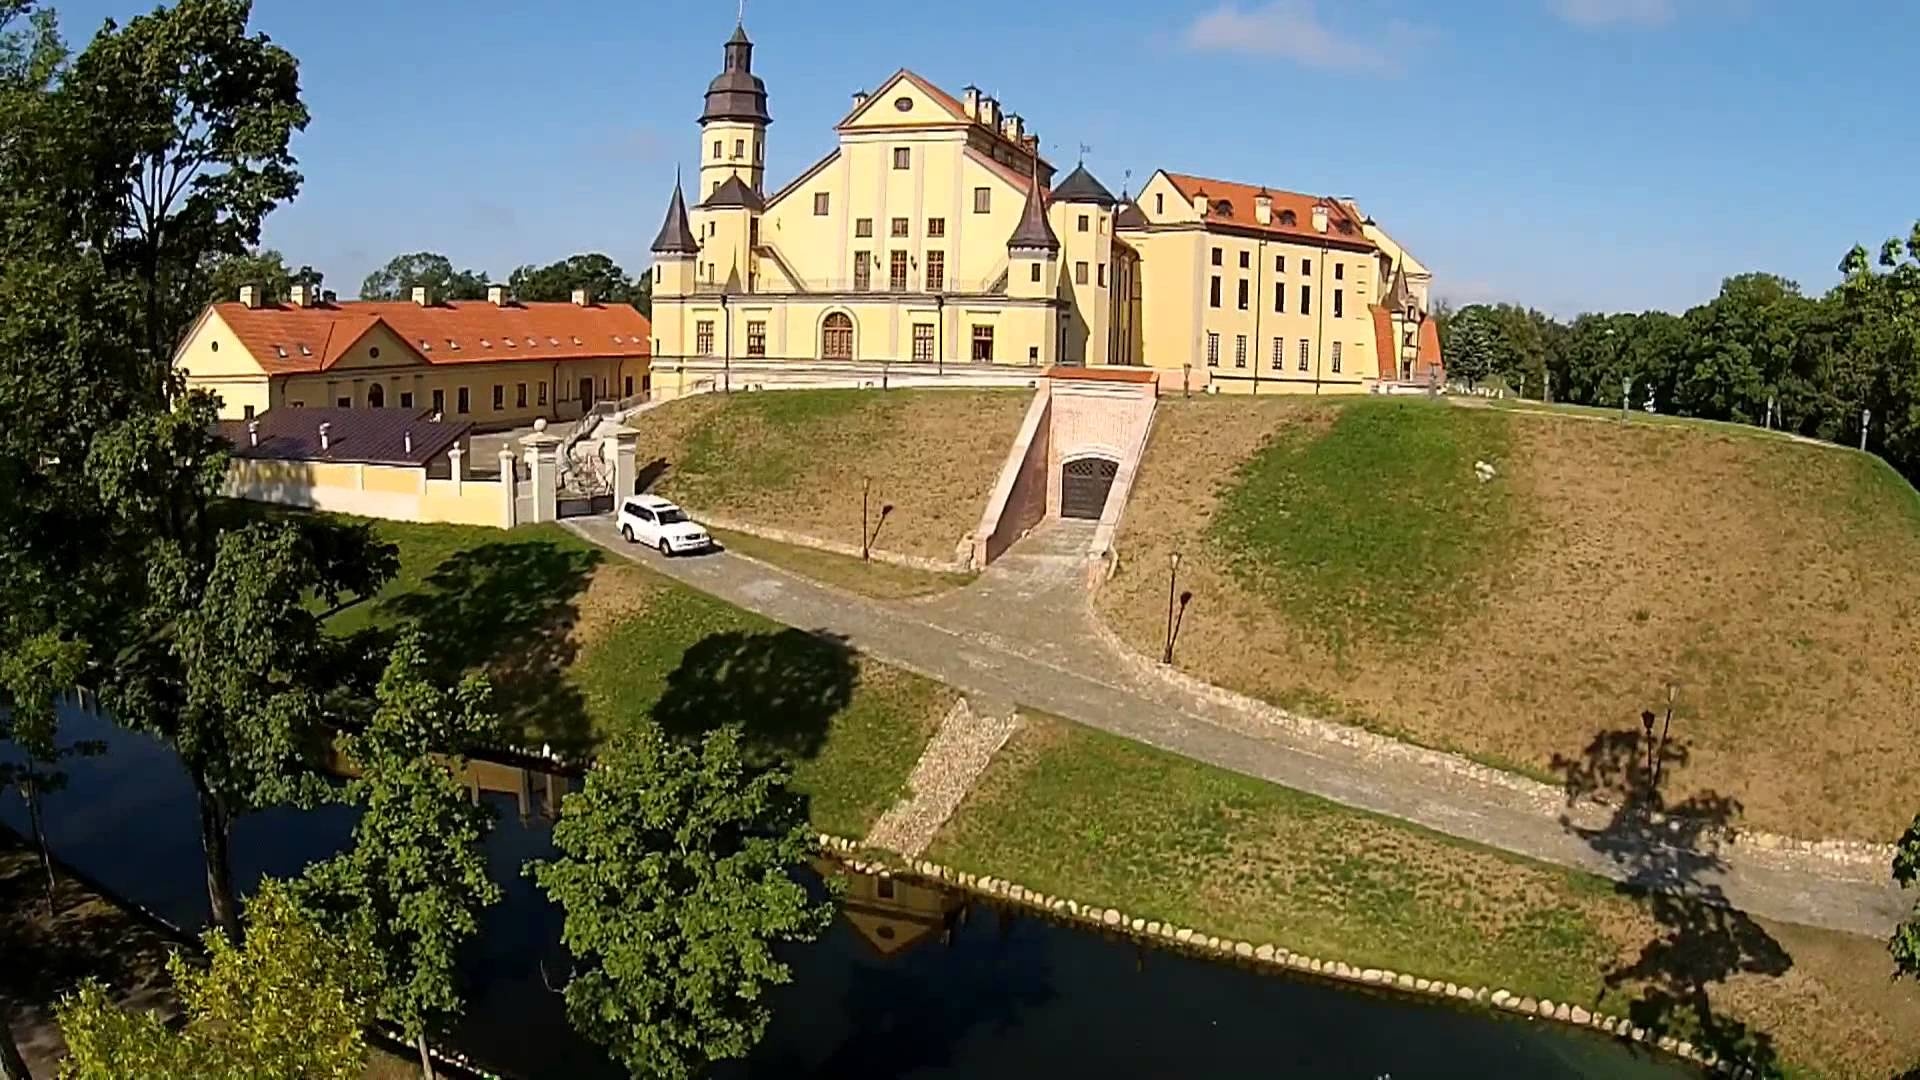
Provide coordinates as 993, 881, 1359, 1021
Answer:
366, 382, 385, 408
821, 312, 853, 360
1060, 457, 1118, 520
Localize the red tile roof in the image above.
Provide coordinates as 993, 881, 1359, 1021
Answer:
209, 300, 651, 375
1368, 305, 1445, 383
1417, 316, 1444, 377
1371, 305, 1397, 381
1162, 173, 1373, 248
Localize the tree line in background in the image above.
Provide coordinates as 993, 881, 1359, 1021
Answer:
0, 3, 811, 1079
200, 247, 654, 313
1437, 230, 1920, 486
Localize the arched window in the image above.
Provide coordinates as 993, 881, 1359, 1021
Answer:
367, 383, 385, 408
1278, 209, 1297, 226
821, 312, 853, 360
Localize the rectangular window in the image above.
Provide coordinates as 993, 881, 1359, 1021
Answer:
1275, 254, 1285, 273
1098, 263, 1107, 287
1030, 262, 1041, 283
433, 388, 445, 415
1271, 338, 1284, 370
1334, 288, 1344, 318
813, 192, 830, 215
624, 375, 633, 397
971, 324, 994, 362
1206, 331, 1220, 367
1076, 261, 1089, 285
889, 250, 908, 291
696, 320, 715, 356
1302, 258, 1312, 275
712, 139, 721, 159
973, 187, 991, 213
855, 217, 873, 238
1078, 214, 1089, 233
1210, 247, 1222, 267
733, 138, 744, 159
926, 250, 945, 292
516, 383, 527, 408
538, 382, 548, 406
1237, 279, 1249, 310
890, 217, 909, 238
1234, 334, 1247, 368
927, 217, 946, 237
336, 397, 351, 409
1274, 284, 1285, 314
1298, 339, 1310, 372
1238, 250, 1250, 269
1332, 341, 1343, 373
398, 392, 413, 409
912, 323, 934, 362
854, 252, 871, 291
1209, 276, 1221, 308
1335, 263, 1345, 280
893, 146, 910, 169
491, 384, 504, 411
1300, 285, 1312, 315
1028, 345, 1040, 364
746, 320, 766, 357
457, 386, 470, 414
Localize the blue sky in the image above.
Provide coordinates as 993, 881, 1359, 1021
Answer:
43, 0, 1920, 313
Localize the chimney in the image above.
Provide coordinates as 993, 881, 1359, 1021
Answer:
403, 430, 412, 455
317, 422, 331, 452
1194, 191, 1209, 217
321, 289, 338, 304
246, 420, 259, 448
1002, 113, 1023, 142
487, 283, 508, 306
1255, 190, 1273, 226
851, 88, 869, 109
981, 96, 999, 129
962, 85, 980, 121
571, 286, 592, 306
1311, 203, 1328, 233
238, 284, 262, 309
411, 285, 431, 306
289, 283, 312, 308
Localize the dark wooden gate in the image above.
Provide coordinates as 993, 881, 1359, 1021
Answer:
1060, 457, 1118, 520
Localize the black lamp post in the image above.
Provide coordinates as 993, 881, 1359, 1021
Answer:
1161, 553, 1191, 664
862, 477, 893, 562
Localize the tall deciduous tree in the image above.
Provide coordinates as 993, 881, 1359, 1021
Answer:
528, 724, 833, 1080
360, 251, 490, 301
507, 252, 651, 314
201, 247, 322, 307
299, 631, 500, 1079
55, 880, 378, 1080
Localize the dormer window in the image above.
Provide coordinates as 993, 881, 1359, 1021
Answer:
1336, 219, 1355, 235
1214, 200, 1234, 218
1278, 209, 1297, 226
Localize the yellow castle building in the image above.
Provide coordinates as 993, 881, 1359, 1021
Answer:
646, 21, 1442, 398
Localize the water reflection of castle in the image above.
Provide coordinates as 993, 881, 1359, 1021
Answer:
326, 748, 572, 823
839, 872, 966, 958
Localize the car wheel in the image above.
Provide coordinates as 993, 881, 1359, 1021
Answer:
658, 538, 672, 557
620, 525, 634, 543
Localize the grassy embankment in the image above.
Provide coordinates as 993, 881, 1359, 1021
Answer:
325, 519, 950, 839
1097, 395, 1920, 843
929, 714, 1920, 1079
629, 388, 1030, 594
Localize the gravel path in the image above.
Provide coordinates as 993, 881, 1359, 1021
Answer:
863, 698, 1022, 857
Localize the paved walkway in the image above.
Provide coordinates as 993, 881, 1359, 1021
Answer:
863, 698, 1022, 857
566, 515, 1910, 939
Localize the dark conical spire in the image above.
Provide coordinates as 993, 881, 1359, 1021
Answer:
1051, 162, 1115, 207
1007, 156, 1058, 253
651, 177, 698, 255
1383, 260, 1414, 313
703, 21, 771, 125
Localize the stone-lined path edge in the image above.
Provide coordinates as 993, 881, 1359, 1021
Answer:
817, 837, 1744, 1077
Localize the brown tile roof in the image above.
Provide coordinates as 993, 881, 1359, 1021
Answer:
1417, 316, 1443, 377
1162, 173, 1374, 248
216, 407, 470, 467
1370, 305, 1398, 381
210, 299, 651, 375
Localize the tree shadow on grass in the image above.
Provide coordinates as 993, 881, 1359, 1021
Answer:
378, 540, 601, 754
1552, 719, 1790, 1075
650, 628, 858, 769
635, 456, 671, 494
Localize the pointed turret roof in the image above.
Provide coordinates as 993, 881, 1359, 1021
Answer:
703, 23, 771, 125
1383, 261, 1414, 313
1007, 159, 1058, 253
1051, 162, 1115, 207
699, 173, 765, 211
651, 179, 698, 255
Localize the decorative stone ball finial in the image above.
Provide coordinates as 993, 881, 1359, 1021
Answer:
533, 418, 548, 433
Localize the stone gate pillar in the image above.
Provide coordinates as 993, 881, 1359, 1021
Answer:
520, 420, 561, 523
598, 422, 640, 500
498, 448, 518, 527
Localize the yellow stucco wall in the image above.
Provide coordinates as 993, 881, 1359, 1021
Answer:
225, 457, 512, 529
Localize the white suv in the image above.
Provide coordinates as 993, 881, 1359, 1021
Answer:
616, 495, 713, 556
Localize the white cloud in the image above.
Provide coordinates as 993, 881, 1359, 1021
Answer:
1183, 2, 1426, 75
1549, 0, 1676, 28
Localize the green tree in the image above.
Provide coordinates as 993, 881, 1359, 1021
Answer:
507, 252, 650, 314
528, 724, 833, 1079
1442, 304, 1501, 387
1896, 814, 1920, 980
0, 628, 89, 915
299, 631, 501, 1078
55, 880, 378, 1080
360, 251, 490, 301
201, 247, 322, 307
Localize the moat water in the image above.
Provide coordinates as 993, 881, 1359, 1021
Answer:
4, 707, 1694, 1078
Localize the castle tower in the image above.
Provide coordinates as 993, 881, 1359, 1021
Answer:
650, 177, 699, 359
697, 23, 771, 202
1050, 162, 1117, 366
1007, 160, 1059, 302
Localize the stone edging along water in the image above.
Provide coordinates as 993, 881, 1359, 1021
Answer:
818, 834, 1750, 1077
1081, 599, 1898, 877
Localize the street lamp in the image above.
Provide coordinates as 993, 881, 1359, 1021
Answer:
861, 477, 894, 561
1161, 552, 1192, 665
1620, 375, 1632, 423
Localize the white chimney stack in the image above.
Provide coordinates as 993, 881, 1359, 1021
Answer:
851, 89, 869, 109
247, 420, 259, 447
571, 286, 592, 306
1255, 190, 1273, 226
238, 284, 262, 309
487, 283, 508, 306
317, 422, 331, 451
403, 430, 412, 454
962, 85, 980, 121
411, 285, 431, 306
1312, 203, 1328, 233
981, 96, 999, 129
288, 283, 312, 308
1002, 113, 1023, 142
1194, 192, 1209, 217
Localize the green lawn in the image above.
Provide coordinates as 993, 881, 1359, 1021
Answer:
322, 518, 949, 838
1210, 398, 1518, 649
927, 714, 1920, 1079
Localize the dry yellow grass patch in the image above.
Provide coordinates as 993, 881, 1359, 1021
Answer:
632, 388, 1031, 562
1098, 398, 1920, 840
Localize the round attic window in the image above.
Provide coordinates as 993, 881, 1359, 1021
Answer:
368, 346, 381, 359
209, 340, 219, 352
893, 96, 913, 112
